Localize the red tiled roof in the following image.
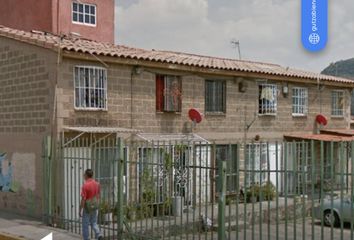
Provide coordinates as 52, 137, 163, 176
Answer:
284, 133, 354, 142
1, 26, 353, 85
320, 129, 354, 136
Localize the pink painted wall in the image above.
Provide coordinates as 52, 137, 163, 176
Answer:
0, 0, 115, 43
53, 0, 115, 43
0, 0, 53, 33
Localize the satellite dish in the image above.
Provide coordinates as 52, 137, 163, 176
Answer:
316, 114, 327, 126
188, 108, 203, 124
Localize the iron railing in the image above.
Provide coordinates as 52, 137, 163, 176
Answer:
43, 136, 354, 239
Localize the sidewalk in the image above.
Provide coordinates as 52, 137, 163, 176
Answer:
0, 211, 81, 240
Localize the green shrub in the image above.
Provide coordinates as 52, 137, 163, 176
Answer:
99, 200, 112, 214
122, 202, 138, 220
261, 182, 276, 201
245, 182, 276, 202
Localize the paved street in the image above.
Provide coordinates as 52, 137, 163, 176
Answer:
0, 213, 353, 240
0, 211, 80, 240
175, 219, 353, 240
233, 220, 353, 240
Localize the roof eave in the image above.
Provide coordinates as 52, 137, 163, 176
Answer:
61, 50, 354, 88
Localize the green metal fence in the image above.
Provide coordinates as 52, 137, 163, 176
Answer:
43, 136, 354, 239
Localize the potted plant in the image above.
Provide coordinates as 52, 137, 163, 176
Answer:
246, 184, 261, 203
99, 201, 113, 225
123, 202, 138, 221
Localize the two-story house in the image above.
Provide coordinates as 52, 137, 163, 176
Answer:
0, 0, 354, 219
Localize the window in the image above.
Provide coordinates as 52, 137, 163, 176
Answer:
351, 90, 354, 118
72, 2, 96, 25
94, 147, 129, 201
245, 143, 268, 186
259, 84, 277, 115
331, 90, 344, 116
74, 66, 107, 110
284, 142, 311, 194
284, 142, 338, 194
215, 145, 238, 193
156, 75, 182, 112
292, 87, 308, 116
137, 146, 191, 204
205, 80, 226, 113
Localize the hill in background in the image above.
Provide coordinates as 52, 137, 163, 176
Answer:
322, 58, 354, 116
321, 58, 354, 79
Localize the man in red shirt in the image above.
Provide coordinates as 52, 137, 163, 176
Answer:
80, 169, 103, 240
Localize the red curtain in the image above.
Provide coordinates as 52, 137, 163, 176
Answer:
156, 75, 165, 111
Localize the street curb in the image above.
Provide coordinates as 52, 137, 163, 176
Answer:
0, 232, 24, 240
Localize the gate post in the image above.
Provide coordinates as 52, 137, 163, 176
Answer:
218, 160, 226, 240
42, 135, 52, 225
116, 137, 124, 238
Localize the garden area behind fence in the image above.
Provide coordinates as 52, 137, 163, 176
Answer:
42, 135, 354, 239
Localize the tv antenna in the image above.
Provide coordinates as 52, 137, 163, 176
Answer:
231, 39, 242, 60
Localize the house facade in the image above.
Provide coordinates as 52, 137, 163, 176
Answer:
0, 0, 354, 219
0, 0, 115, 43
1, 26, 354, 217
57, 57, 351, 140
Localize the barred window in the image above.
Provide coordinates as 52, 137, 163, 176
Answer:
156, 75, 182, 112
350, 90, 354, 119
245, 143, 267, 186
74, 66, 107, 110
205, 80, 226, 113
94, 147, 129, 199
215, 145, 238, 193
351, 90, 354, 117
137, 146, 190, 204
292, 87, 308, 116
331, 90, 344, 116
72, 2, 96, 25
259, 84, 277, 115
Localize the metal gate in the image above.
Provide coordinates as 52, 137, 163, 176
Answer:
43, 136, 354, 240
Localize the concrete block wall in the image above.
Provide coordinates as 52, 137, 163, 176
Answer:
0, 38, 56, 134
56, 58, 352, 203
58, 58, 351, 142
0, 37, 56, 217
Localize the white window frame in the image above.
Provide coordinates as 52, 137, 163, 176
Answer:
72, 1, 97, 26
331, 90, 345, 117
258, 84, 277, 116
74, 66, 107, 110
292, 87, 308, 116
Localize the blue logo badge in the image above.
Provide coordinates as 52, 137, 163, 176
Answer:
301, 0, 328, 52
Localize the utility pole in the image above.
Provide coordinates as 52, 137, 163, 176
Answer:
231, 39, 241, 60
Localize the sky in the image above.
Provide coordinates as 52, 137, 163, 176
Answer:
115, 0, 354, 73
